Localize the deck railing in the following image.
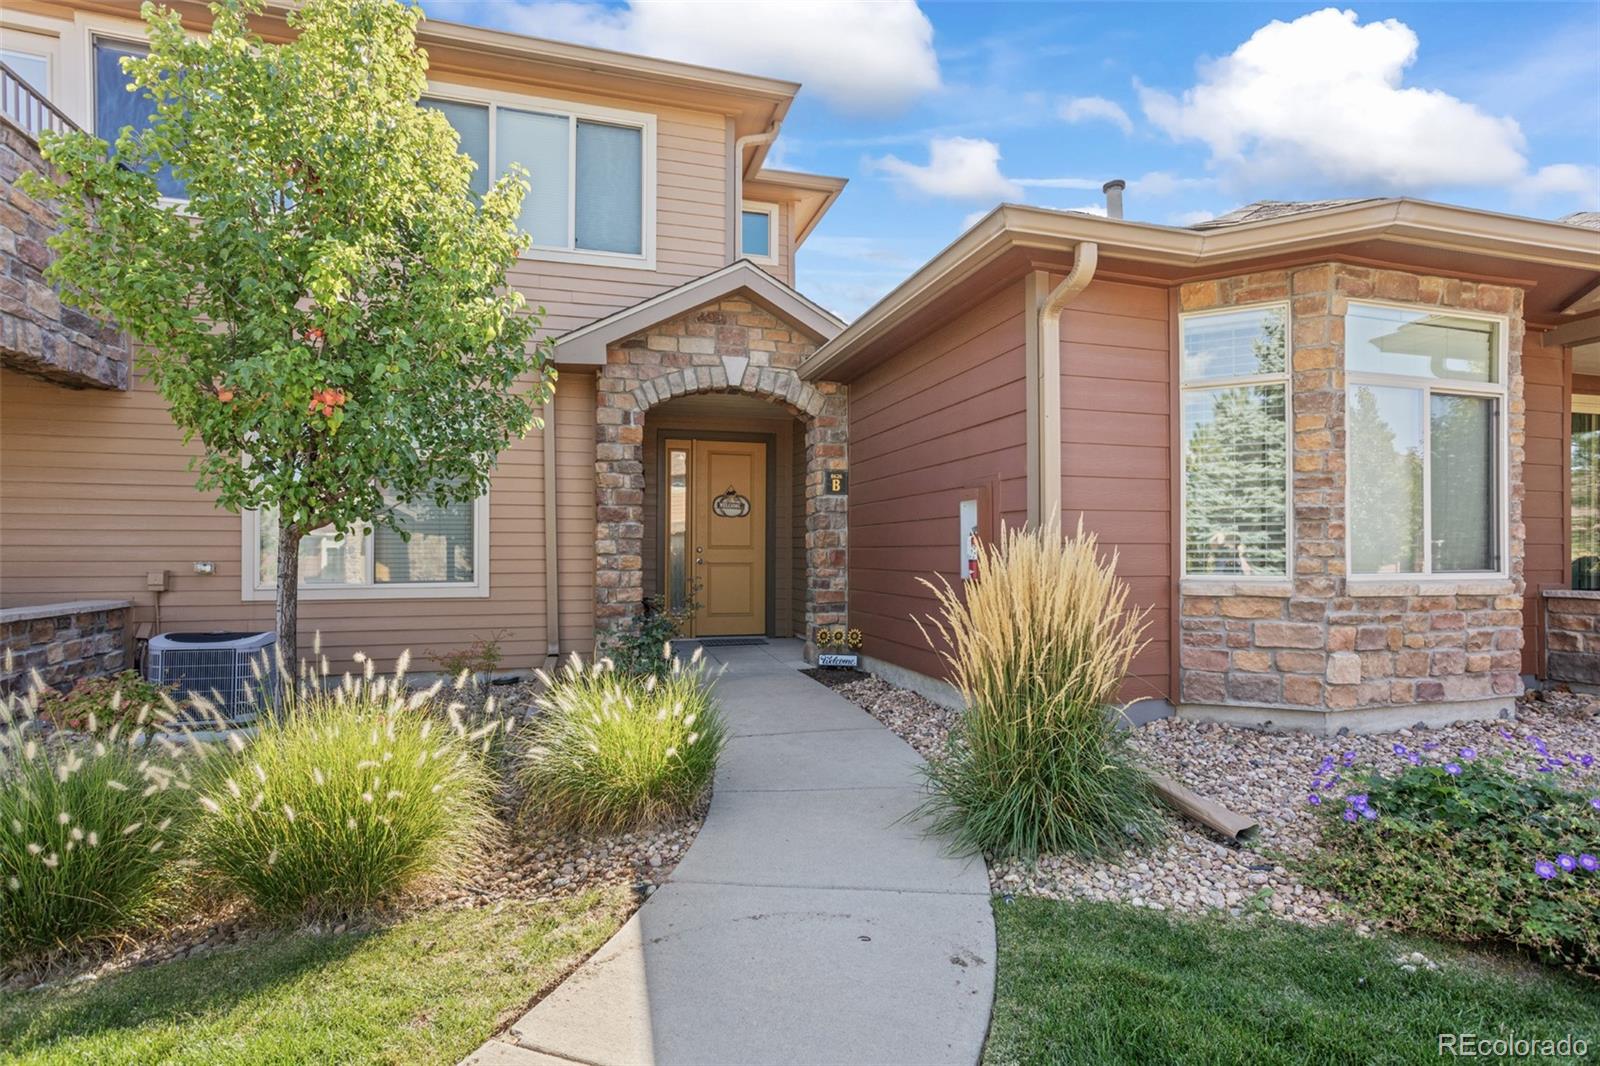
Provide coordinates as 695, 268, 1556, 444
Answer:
0, 62, 76, 140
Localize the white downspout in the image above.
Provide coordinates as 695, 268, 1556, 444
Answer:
731, 126, 778, 260
1028, 242, 1099, 525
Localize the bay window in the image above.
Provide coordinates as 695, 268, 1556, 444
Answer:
1346, 303, 1505, 577
1180, 304, 1290, 578
246, 493, 489, 599
1570, 399, 1600, 589
422, 89, 652, 265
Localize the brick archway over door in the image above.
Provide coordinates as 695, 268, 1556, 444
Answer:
593, 294, 847, 653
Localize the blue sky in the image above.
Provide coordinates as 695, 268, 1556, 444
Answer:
421, 1, 1600, 320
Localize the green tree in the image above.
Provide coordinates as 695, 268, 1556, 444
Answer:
27, 0, 552, 670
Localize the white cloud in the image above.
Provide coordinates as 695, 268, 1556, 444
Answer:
1014, 176, 1104, 191
1516, 164, 1600, 207
1059, 95, 1133, 135
1137, 8, 1534, 190
1172, 209, 1216, 226
449, 0, 940, 114
872, 137, 1023, 200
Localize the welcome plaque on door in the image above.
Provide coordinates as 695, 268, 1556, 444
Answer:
712, 487, 751, 518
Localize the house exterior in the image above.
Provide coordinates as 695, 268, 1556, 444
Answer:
0, 0, 848, 688
806, 192, 1600, 731
5, 5, 1600, 736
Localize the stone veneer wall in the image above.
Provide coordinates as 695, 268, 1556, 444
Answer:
592, 294, 848, 651
1544, 591, 1600, 686
1179, 264, 1525, 723
0, 600, 132, 694
0, 117, 129, 389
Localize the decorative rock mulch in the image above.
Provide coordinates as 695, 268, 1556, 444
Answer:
823, 672, 1599, 927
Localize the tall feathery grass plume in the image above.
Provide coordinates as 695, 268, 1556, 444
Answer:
914, 515, 1167, 859
189, 658, 494, 919
1, 661, 202, 959
520, 648, 724, 833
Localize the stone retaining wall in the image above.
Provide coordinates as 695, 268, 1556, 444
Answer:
1544, 590, 1600, 685
1178, 263, 1525, 725
0, 600, 132, 694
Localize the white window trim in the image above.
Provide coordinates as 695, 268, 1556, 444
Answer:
1178, 301, 1294, 582
1343, 298, 1511, 584
425, 80, 657, 271
1, 26, 58, 99
739, 201, 779, 265
241, 493, 491, 601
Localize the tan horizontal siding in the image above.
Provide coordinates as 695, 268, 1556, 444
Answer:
847, 282, 1029, 680
1060, 278, 1174, 702
0, 366, 605, 673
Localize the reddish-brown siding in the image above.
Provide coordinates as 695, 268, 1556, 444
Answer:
1059, 279, 1173, 701
847, 283, 1029, 678
1523, 331, 1571, 676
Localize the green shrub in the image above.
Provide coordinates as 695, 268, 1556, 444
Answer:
36, 671, 176, 733
0, 735, 194, 958
191, 670, 494, 918
520, 654, 723, 832
1309, 752, 1600, 975
605, 595, 696, 680
914, 517, 1166, 859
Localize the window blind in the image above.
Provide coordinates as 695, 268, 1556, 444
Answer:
1183, 384, 1288, 576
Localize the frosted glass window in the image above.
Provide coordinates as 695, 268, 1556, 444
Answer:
1573, 412, 1600, 590
94, 39, 185, 199
423, 98, 489, 199
1347, 305, 1496, 383
667, 448, 689, 610
575, 120, 643, 254
1183, 384, 1288, 576
1349, 385, 1425, 575
498, 108, 570, 248
375, 495, 475, 584
1430, 394, 1497, 573
1181, 306, 1286, 381
742, 209, 772, 258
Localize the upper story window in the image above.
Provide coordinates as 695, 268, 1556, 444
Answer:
1, 47, 49, 96
741, 203, 776, 263
93, 36, 186, 199
423, 89, 654, 267
1179, 304, 1290, 578
1346, 302, 1506, 577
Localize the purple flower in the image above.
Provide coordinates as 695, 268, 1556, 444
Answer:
1307, 794, 1322, 806
1534, 859, 1559, 880
1407, 753, 1422, 766
1581, 754, 1595, 769
1445, 763, 1462, 776
1580, 854, 1598, 873
1423, 741, 1439, 751
1591, 797, 1600, 812
1392, 743, 1408, 756
1342, 751, 1357, 766
1342, 809, 1359, 823
1537, 763, 1554, 774
1498, 727, 1514, 740
1531, 736, 1550, 756
1361, 807, 1378, 821
1459, 747, 1477, 761
1348, 793, 1368, 807
1558, 854, 1578, 873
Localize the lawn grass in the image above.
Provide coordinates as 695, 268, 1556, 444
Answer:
987, 899, 1600, 1066
0, 888, 632, 1066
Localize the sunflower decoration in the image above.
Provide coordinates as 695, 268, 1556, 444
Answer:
846, 628, 864, 649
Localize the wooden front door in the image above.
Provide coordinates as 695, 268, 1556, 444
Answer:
666, 438, 767, 636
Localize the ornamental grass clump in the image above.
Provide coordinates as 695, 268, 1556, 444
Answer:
0, 677, 199, 959
915, 517, 1166, 860
191, 653, 494, 918
520, 651, 724, 832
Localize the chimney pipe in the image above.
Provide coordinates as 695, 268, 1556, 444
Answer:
1102, 178, 1125, 219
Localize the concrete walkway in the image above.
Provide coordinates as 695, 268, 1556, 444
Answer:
465, 639, 995, 1066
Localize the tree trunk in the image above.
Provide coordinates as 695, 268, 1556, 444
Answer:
275, 510, 300, 683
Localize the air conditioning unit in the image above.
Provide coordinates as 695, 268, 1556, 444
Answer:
147, 631, 277, 723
